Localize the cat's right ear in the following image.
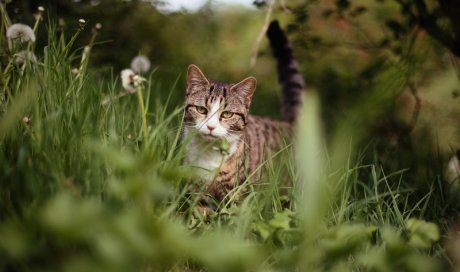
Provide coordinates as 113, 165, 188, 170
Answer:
187, 64, 209, 89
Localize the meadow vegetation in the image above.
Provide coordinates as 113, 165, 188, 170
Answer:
1, 1, 459, 271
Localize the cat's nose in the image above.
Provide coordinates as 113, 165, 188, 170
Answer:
207, 124, 216, 131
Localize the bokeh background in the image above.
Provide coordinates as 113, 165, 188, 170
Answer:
6, 0, 459, 142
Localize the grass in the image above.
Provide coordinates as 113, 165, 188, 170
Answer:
0, 13, 455, 272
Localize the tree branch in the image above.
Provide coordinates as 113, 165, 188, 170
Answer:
250, 0, 275, 67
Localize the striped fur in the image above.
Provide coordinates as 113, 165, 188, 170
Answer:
183, 21, 304, 205
267, 20, 306, 122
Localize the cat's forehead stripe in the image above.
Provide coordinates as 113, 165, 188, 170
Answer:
204, 81, 233, 109
207, 92, 225, 107
209, 81, 231, 97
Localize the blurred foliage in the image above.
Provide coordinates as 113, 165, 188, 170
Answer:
4, 0, 277, 114
1, 0, 460, 271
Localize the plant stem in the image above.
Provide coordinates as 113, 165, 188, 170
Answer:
137, 87, 148, 143
15, 10, 41, 92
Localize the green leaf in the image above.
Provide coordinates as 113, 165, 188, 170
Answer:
0, 221, 31, 259
381, 226, 408, 257
406, 219, 440, 249
404, 254, 441, 272
357, 246, 389, 271
320, 224, 377, 258
219, 138, 230, 154
269, 211, 293, 230
252, 221, 271, 240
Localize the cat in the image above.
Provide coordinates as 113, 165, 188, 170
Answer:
182, 20, 305, 206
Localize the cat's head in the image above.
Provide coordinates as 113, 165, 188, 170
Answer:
184, 64, 256, 142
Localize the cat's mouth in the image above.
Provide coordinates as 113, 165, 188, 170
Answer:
200, 133, 219, 140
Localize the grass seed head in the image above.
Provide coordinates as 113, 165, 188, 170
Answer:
78, 19, 86, 29
71, 68, 79, 76
59, 18, 66, 29
36, 6, 45, 19
22, 116, 31, 125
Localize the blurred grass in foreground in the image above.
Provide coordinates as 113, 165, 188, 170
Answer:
0, 12, 453, 272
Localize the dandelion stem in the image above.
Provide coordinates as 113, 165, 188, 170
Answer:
15, 12, 41, 92
137, 87, 148, 143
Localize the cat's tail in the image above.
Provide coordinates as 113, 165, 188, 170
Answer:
266, 20, 305, 123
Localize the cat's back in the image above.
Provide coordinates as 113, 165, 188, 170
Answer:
244, 115, 291, 172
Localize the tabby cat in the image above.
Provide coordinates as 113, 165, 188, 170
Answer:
183, 21, 305, 204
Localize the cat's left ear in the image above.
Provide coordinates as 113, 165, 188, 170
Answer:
187, 64, 209, 87
231, 77, 257, 102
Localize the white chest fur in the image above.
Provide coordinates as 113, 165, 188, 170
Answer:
184, 136, 225, 182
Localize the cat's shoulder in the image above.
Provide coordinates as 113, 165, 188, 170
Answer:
246, 114, 290, 131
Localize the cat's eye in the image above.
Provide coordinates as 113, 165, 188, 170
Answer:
221, 111, 234, 119
195, 106, 208, 114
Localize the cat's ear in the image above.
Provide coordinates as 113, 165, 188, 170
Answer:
231, 76, 257, 102
187, 64, 209, 88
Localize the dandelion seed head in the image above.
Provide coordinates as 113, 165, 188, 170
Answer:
38, 6, 45, 12
130, 55, 151, 74
71, 68, 79, 76
6, 23, 36, 43
95, 23, 102, 30
15, 50, 37, 64
121, 69, 145, 93
121, 69, 137, 93
91, 0, 101, 6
